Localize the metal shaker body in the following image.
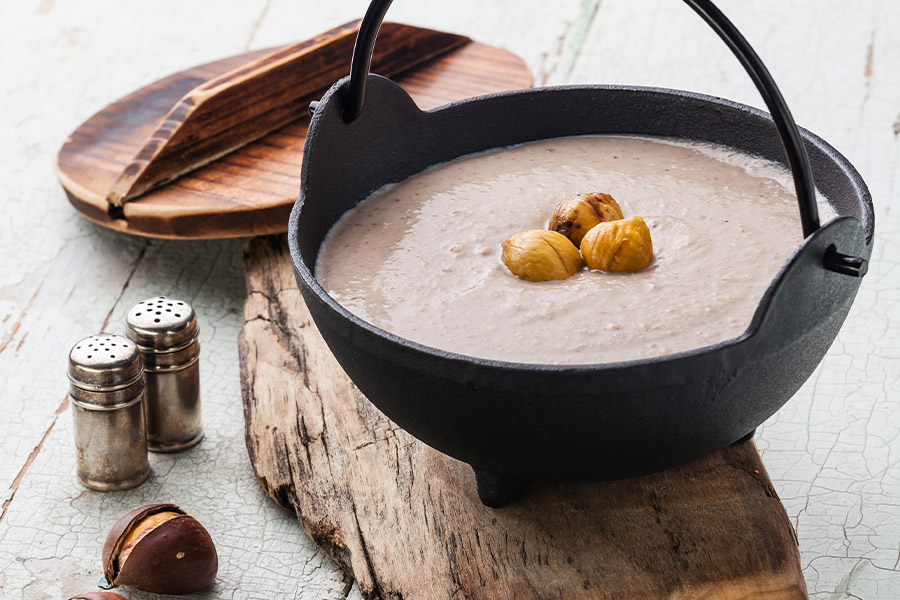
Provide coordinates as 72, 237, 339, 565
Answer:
68, 334, 150, 491
126, 297, 202, 452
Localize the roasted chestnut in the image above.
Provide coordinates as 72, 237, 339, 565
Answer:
69, 594, 127, 600
548, 192, 624, 246
101, 503, 217, 595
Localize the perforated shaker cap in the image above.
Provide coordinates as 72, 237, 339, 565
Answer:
125, 296, 198, 350
67, 334, 143, 392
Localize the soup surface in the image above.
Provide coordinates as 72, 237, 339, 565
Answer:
317, 135, 832, 365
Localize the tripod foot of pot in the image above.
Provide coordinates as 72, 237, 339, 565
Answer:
736, 428, 757, 444
472, 467, 529, 508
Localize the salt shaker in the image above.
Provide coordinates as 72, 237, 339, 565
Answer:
125, 296, 203, 452
68, 334, 150, 490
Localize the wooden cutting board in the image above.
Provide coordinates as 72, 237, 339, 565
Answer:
55, 21, 531, 239
238, 235, 809, 600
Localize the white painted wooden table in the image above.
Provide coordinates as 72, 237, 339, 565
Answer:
1, 1, 897, 598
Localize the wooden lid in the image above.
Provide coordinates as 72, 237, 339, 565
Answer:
55, 21, 532, 239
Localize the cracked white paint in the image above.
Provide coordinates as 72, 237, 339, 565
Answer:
1, 0, 897, 598
572, 1, 900, 598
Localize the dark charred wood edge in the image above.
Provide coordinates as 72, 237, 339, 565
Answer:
107, 22, 470, 207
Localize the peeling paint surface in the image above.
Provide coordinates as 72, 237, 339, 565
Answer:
0, 0, 898, 598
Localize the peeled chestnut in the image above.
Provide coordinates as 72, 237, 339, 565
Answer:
501, 229, 582, 281
580, 215, 654, 272
69, 594, 127, 600
101, 503, 217, 595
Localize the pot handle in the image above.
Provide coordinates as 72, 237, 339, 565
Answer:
340, 0, 866, 275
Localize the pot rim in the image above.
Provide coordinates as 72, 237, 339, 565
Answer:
290, 82, 874, 374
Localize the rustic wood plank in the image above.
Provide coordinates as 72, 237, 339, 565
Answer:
3, 0, 898, 598
0, 1, 571, 597
574, 3, 900, 597
56, 31, 530, 239
239, 235, 807, 600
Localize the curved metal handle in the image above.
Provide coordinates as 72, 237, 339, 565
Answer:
341, 0, 845, 252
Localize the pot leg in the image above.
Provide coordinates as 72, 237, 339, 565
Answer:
471, 467, 529, 508
736, 428, 757, 444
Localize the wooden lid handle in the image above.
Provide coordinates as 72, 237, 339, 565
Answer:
105, 20, 469, 210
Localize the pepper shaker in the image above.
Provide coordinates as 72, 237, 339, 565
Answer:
68, 334, 150, 490
125, 296, 203, 452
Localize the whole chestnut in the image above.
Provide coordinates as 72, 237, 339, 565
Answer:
69, 594, 127, 600
548, 192, 624, 246
501, 229, 582, 281
101, 503, 217, 595
580, 215, 654, 272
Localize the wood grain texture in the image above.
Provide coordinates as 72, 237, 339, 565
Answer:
55, 29, 531, 239
3, 1, 898, 598
103, 21, 469, 207
238, 235, 808, 600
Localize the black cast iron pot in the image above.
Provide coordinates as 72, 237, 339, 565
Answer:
289, 0, 874, 506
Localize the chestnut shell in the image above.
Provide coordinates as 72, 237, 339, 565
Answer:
69, 594, 127, 600
102, 503, 217, 595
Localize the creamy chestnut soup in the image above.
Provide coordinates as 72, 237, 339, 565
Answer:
316, 135, 832, 365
